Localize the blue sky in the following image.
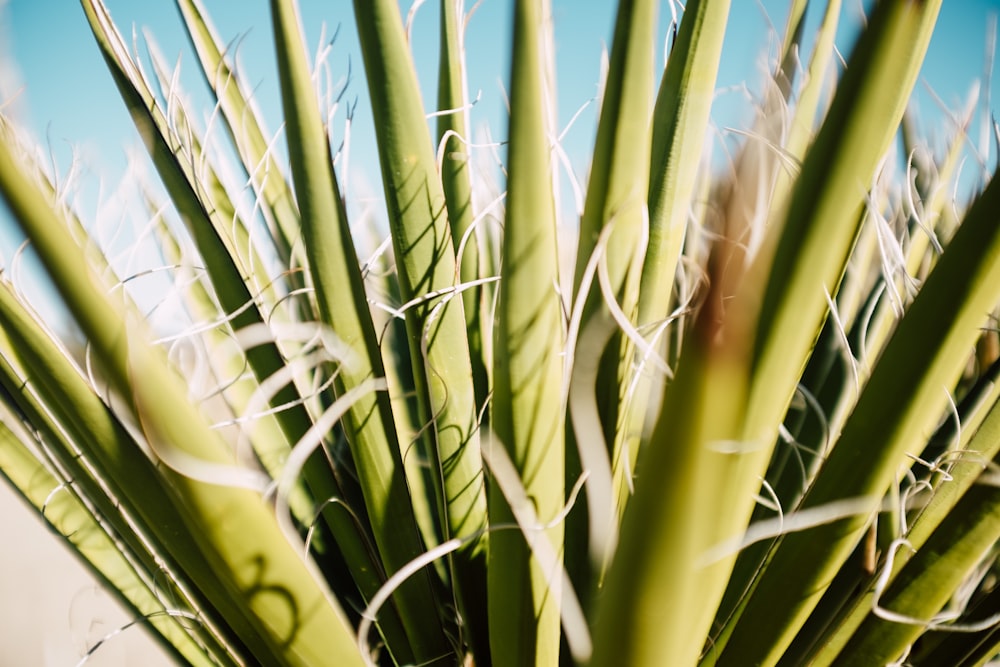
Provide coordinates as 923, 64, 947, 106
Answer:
2, 1, 1000, 236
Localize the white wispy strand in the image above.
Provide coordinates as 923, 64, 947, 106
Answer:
698, 495, 882, 567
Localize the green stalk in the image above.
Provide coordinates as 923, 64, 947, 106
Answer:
79, 4, 404, 656
714, 112, 998, 667
833, 467, 1000, 664
438, 0, 490, 414
489, 0, 564, 665
772, 0, 840, 217
436, 3, 492, 656
609, 0, 730, 538
0, 277, 246, 660
637, 0, 731, 327
566, 0, 655, 568
593, 236, 752, 667
269, 0, 450, 663
352, 0, 489, 657
907, 582, 1000, 666
775, 0, 808, 98
708, 1, 844, 632
0, 116, 363, 667
175, 0, 303, 265
804, 376, 1000, 665
595, 0, 733, 657
0, 419, 220, 667
147, 204, 314, 526
0, 296, 239, 665
742, 0, 941, 450
700, 4, 943, 662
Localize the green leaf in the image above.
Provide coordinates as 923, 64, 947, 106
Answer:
175, 0, 303, 265
437, 0, 490, 415
637, 0, 731, 327
352, 0, 489, 658
269, 0, 445, 661
0, 107, 363, 667
716, 73, 1000, 667
566, 0, 656, 562
489, 0, 565, 665
833, 463, 1000, 664
594, 242, 753, 667
0, 417, 222, 667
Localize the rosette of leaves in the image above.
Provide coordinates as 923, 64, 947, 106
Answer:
2, 1, 1000, 666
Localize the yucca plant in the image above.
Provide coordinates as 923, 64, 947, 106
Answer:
2, 0, 1000, 665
